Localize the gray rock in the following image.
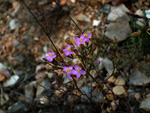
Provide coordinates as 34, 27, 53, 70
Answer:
75, 14, 91, 23
7, 100, 29, 113
100, 5, 111, 14
108, 4, 130, 22
96, 57, 114, 76
25, 81, 36, 103
139, 98, 150, 112
36, 79, 51, 98
9, 19, 20, 31
105, 22, 132, 42
129, 69, 150, 86
107, 8, 130, 22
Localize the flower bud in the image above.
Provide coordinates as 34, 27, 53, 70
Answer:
65, 39, 73, 45
104, 26, 107, 33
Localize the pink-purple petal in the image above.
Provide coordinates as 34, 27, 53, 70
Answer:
76, 73, 81, 78
67, 74, 72, 79
63, 49, 68, 52
53, 55, 56, 58
88, 33, 92, 39
80, 70, 86, 75
74, 65, 78, 70
75, 36, 79, 41
67, 44, 71, 48
71, 70, 77, 75
69, 66, 73, 70
47, 51, 51, 54
80, 34, 85, 39
65, 52, 70, 56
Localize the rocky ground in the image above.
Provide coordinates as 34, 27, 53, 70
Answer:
0, 0, 150, 113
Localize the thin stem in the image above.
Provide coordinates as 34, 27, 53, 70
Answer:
72, 76, 92, 102
22, 0, 64, 62
53, 0, 83, 34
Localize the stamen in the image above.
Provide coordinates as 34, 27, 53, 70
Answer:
67, 69, 70, 73
79, 38, 82, 42
77, 69, 80, 72
49, 53, 52, 57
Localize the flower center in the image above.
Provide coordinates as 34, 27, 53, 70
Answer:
84, 34, 88, 38
77, 69, 80, 72
67, 48, 71, 52
66, 69, 71, 73
79, 38, 82, 42
49, 53, 52, 57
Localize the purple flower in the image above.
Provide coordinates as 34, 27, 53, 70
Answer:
72, 65, 86, 78
63, 66, 73, 79
97, 60, 101, 65
75, 34, 86, 45
84, 33, 92, 43
63, 44, 74, 56
44, 51, 56, 62
107, 50, 110, 53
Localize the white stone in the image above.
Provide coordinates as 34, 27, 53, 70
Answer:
115, 76, 125, 86
129, 69, 150, 86
135, 9, 145, 26
3, 75, 19, 87
70, 0, 76, 3
140, 98, 150, 112
92, 20, 101, 26
9, 19, 20, 30
113, 86, 126, 96
145, 9, 150, 19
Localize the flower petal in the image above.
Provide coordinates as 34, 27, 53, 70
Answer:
69, 66, 73, 70
80, 34, 85, 39
80, 70, 86, 75
53, 55, 56, 58
47, 51, 51, 54
71, 70, 77, 75
70, 51, 74, 54
63, 49, 68, 52
88, 33, 92, 39
63, 67, 68, 72
67, 44, 71, 48
67, 74, 72, 79
74, 65, 78, 70
76, 73, 81, 78
52, 52, 55, 55
75, 36, 79, 41
45, 56, 52, 62
65, 52, 70, 56
75, 42, 80, 45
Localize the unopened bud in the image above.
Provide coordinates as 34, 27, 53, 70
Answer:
65, 39, 73, 45
104, 26, 107, 33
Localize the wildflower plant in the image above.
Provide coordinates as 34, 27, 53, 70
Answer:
20, 0, 150, 112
